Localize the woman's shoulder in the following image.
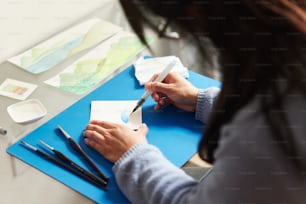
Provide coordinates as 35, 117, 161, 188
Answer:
217, 94, 306, 165
224, 94, 306, 132
209, 95, 306, 203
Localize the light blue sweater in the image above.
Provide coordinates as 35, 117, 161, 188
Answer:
113, 87, 306, 203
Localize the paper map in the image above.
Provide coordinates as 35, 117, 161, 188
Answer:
44, 31, 150, 95
8, 18, 122, 74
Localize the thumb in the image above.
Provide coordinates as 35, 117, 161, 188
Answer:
137, 123, 148, 136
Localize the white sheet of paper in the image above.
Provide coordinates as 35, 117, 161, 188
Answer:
0, 78, 37, 100
90, 100, 142, 130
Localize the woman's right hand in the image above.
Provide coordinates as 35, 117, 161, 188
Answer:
145, 72, 199, 112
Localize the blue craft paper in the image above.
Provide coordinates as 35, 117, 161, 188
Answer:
7, 63, 221, 204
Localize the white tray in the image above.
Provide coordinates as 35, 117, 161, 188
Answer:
7, 99, 47, 124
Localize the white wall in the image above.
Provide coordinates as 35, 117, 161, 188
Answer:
0, 0, 126, 63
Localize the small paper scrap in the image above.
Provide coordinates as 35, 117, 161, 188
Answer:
134, 56, 189, 85
0, 79, 37, 100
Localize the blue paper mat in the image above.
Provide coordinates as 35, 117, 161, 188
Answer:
7, 63, 220, 203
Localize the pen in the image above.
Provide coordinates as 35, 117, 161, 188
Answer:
20, 141, 107, 190
39, 140, 107, 186
131, 60, 176, 114
0, 126, 7, 135
57, 125, 108, 182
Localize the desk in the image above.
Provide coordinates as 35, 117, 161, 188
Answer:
6, 64, 221, 203
0, 1, 218, 204
0, 1, 130, 204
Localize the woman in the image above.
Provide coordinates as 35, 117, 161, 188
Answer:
83, 0, 306, 203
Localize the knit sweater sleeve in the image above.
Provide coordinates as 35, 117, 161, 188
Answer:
195, 87, 220, 124
113, 143, 199, 204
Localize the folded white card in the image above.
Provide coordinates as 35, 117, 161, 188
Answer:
90, 100, 142, 130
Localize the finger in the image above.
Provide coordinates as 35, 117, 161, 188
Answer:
145, 73, 161, 91
154, 103, 161, 110
146, 83, 167, 102
137, 123, 148, 136
150, 82, 172, 95
85, 124, 107, 137
154, 95, 166, 108
89, 120, 116, 129
154, 102, 165, 110
147, 74, 159, 83
84, 137, 97, 148
151, 91, 161, 102
84, 137, 105, 154
159, 96, 172, 105
154, 96, 171, 110
83, 129, 105, 145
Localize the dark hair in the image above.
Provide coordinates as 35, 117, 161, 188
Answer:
120, 0, 306, 167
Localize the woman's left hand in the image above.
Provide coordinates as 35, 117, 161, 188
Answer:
83, 120, 148, 163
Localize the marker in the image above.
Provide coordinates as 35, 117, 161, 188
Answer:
0, 126, 7, 135
131, 60, 176, 114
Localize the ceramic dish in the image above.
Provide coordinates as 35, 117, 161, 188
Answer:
7, 99, 47, 124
